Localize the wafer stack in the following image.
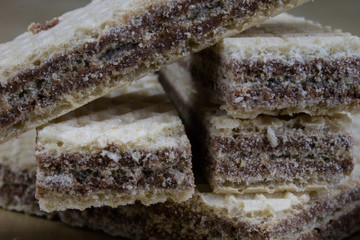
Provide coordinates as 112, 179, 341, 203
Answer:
159, 13, 360, 238
35, 74, 194, 212
0, 0, 308, 144
0, 114, 360, 239
0, 0, 359, 239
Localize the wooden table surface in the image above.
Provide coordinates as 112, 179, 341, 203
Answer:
0, 0, 359, 239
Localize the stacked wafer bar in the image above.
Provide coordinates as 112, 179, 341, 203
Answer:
192, 13, 360, 119
0, 116, 360, 239
0, 1, 359, 239
160, 13, 360, 194
0, 0, 309, 144
62, 162, 360, 239
35, 74, 194, 212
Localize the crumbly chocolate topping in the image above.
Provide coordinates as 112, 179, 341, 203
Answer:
28, 18, 60, 34
36, 145, 192, 171
0, 0, 284, 130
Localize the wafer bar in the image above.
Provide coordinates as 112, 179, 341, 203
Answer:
159, 59, 354, 193
60, 160, 360, 240
192, 13, 360, 118
0, 122, 359, 239
0, 0, 309, 143
35, 75, 194, 212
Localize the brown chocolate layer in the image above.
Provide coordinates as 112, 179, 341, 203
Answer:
0, 0, 281, 130
298, 206, 360, 239
0, 184, 37, 209
210, 134, 353, 154
209, 156, 354, 180
0, 164, 54, 218
36, 169, 194, 196
196, 48, 360, 82
37, 146, 192, 171
192, 53, 360, 110
227, 82, 360, 109
59, 205, 148, 239
208, 134, 354, 179
0, 164, 35, 186
226, 58, 360, 82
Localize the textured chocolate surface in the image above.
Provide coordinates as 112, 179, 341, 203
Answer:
298, 206, 360, 239
0, 164, 35, 186
0, 164, 53, 218
210, 134, 353, 154
37, 141, 194, 197
36, 169, 194, 196
205, 127, 354, 191
37, 146, 191, 171
193, 54, 360, 108
209, 156, 353, 179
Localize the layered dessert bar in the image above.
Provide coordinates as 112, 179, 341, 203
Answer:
203, 112, 353, 193
0, 0, 309, 143
60, 161, 360, 239
159, 60, 354, 193
36, 75, 194, 212
0, 117, 360, 239
191, 14, 360, 119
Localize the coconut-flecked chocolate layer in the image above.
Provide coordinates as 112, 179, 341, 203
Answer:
192, 54, 360, 118
0, 0, 309, 143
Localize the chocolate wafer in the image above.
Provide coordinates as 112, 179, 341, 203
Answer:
35, 75, 194, 212
0, 0, 309, 143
